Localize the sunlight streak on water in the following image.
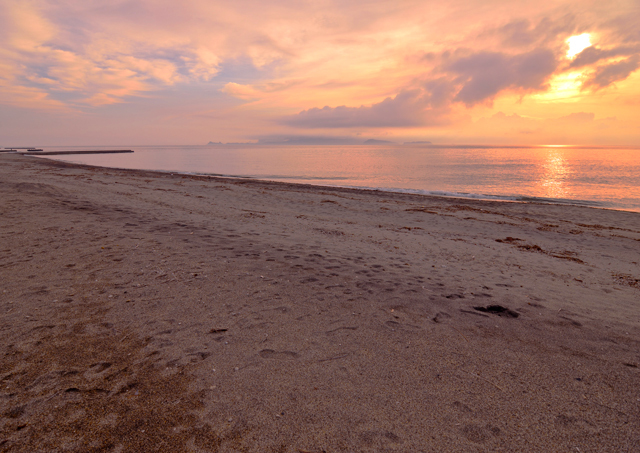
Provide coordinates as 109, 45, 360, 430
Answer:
540, 149, 570, 199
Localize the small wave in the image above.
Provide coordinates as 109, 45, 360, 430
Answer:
336, 186, 608, 209
248, 174, 352, 181
513, 195, 603, 207
164, 171, 611, 209
183, 171, 353, 182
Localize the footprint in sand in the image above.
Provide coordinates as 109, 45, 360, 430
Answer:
258, 349, 299, 360
473, 305, 519, 318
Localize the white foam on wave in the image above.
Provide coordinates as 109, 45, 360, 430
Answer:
177, 170, 608, 209
330, 185, 607, 209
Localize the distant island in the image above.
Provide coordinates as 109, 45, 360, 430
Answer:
207, 141, 255, 145
207, 139, 432, 146
363, 139, 395, 144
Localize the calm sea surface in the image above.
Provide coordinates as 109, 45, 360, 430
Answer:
40, 144, 640, 213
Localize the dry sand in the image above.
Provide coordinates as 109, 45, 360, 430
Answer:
1, 153, 639, 452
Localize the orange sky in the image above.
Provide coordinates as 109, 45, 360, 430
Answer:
0, 0, 639, 146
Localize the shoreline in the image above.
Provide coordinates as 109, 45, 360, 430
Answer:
1, 153, 639, 451
29, 154, 636, 214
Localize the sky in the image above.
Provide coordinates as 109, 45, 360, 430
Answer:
1, 0, 639, 146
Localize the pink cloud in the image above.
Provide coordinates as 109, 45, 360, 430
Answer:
446, 49, 558, 106
583, 56, 640, 89
281, 89, 445, 128
569, 45, 639, 68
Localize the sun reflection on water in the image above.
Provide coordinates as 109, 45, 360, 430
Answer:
538, 148, 571, 199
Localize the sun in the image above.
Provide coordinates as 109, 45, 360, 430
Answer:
566, 33, 592, 58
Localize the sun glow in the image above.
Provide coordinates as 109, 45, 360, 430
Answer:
566, 33, 591, 58
532, 71, 584, 102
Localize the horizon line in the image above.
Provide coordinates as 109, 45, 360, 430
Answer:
19, 143, 640, 150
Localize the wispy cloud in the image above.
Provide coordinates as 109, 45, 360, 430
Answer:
583, 55, 640, 89
281, 81, 455, 128
446, 49, 558, 106
568, 45, 639, 68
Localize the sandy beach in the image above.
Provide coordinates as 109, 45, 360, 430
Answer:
1, 153, 639, 452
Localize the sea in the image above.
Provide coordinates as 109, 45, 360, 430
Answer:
38, 144, 640, 213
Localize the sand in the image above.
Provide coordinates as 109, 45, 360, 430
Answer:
1, 153, 639, 452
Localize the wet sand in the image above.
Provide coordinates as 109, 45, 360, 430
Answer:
1, 153, 639, 452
